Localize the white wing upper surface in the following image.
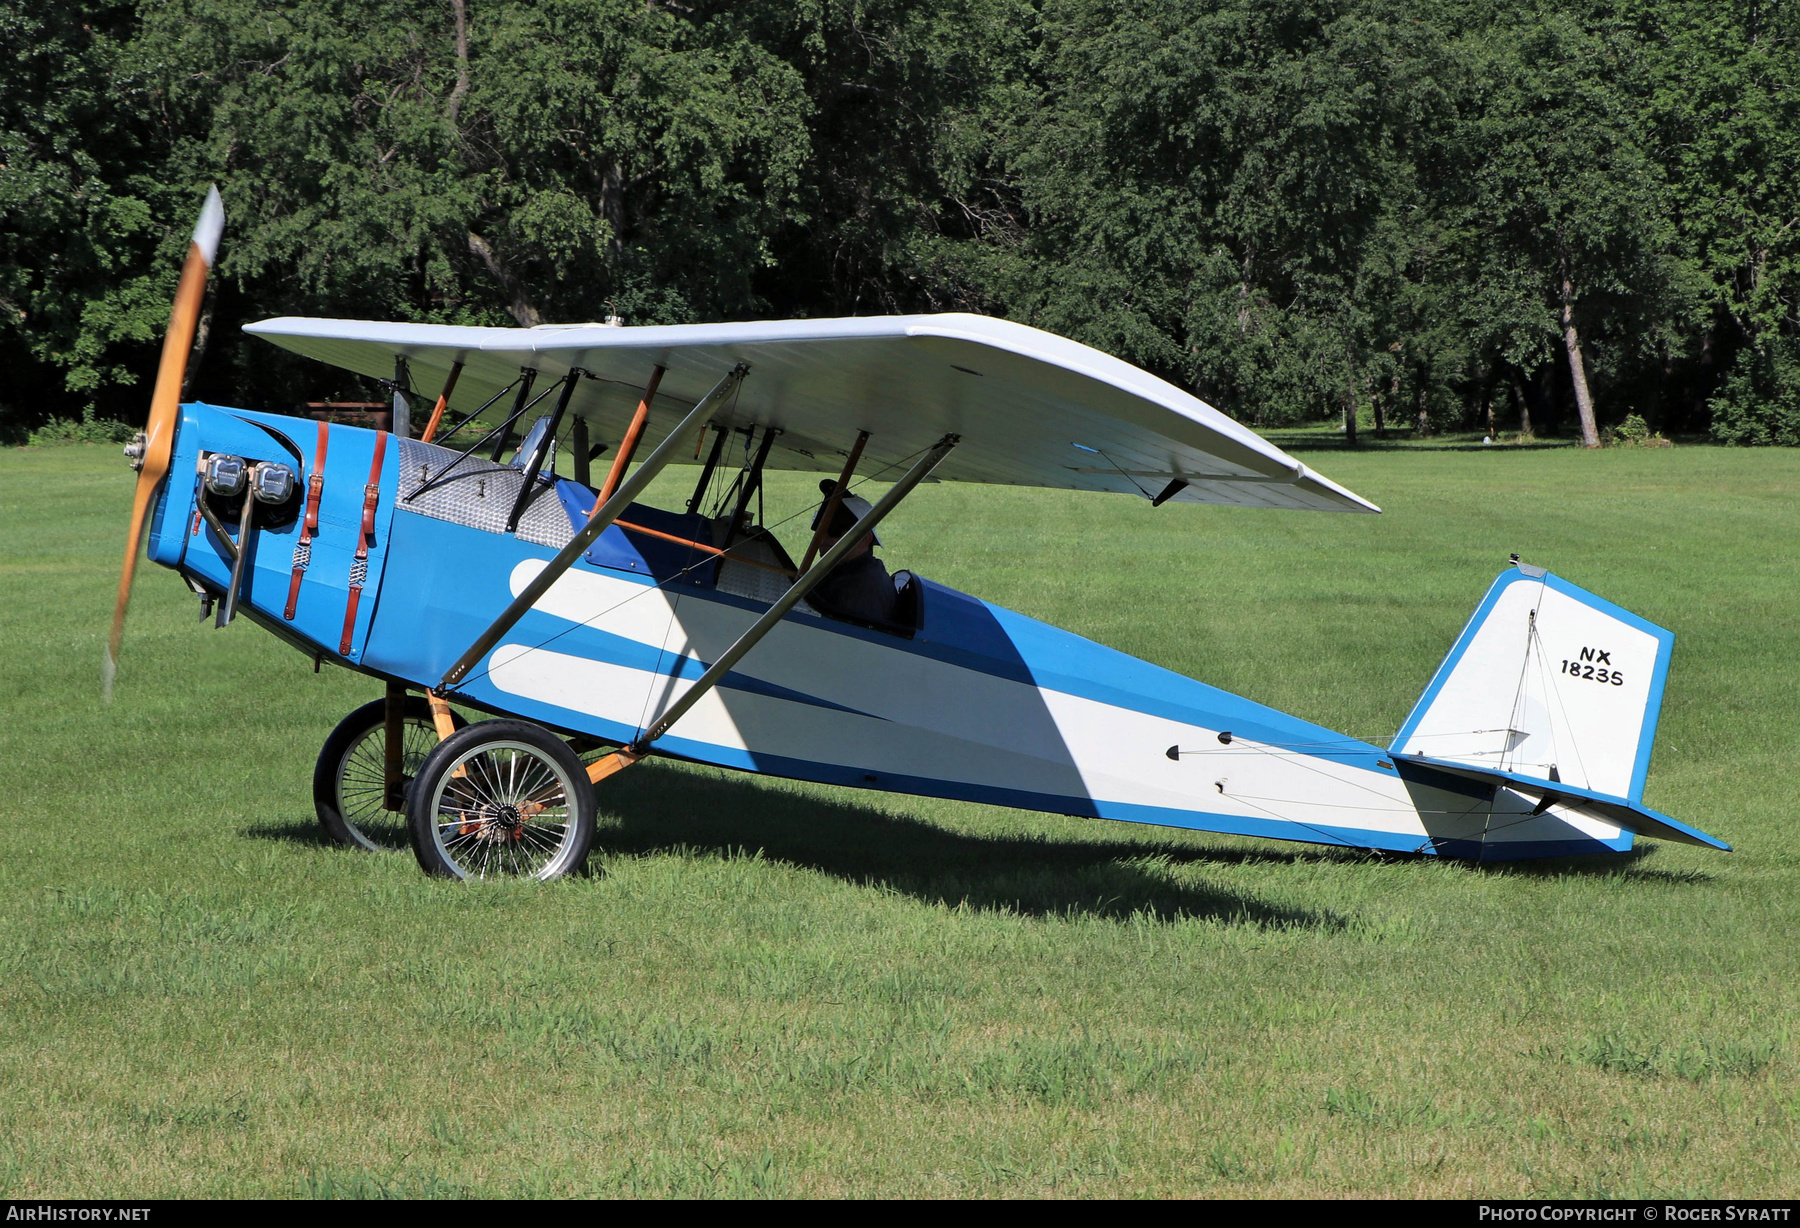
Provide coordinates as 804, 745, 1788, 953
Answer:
244, 313, 1377, 512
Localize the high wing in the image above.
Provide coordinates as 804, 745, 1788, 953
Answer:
243, 313, 1378, 513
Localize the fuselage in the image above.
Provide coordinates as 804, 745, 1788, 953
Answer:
149, 403, 1634, 859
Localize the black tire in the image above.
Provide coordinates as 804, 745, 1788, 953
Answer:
314, 696, 465, 851
406, 720, 596, 880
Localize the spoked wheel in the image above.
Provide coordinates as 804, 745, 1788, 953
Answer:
406, 720, 596, 881
313, 696, 465, 851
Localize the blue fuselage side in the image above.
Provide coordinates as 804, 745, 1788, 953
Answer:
147, 403, 1640, 860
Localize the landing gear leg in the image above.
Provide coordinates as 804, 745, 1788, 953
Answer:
315, 696, 465, 851
384, 681, 406, 811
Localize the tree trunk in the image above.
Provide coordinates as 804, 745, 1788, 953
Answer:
1692, 323, 1716, 426
468, 231, 542, 327
600, 158, 627, 262
1343, 379, 1358, 447
1508, 366, 1532, 436
180, 297, 214, 401
1649, 342, 1672, 434
1236, 248, 1255, 335
1560, 258, 1601, 447
1414, 380, 1429, 438
447, 0, 470, 125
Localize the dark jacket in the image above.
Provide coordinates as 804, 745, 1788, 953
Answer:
809, 550, 896, 626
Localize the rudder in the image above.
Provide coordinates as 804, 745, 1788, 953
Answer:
1391, 561, 1673, 804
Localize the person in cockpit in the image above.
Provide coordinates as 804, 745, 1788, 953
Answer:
806, 480, 898, 627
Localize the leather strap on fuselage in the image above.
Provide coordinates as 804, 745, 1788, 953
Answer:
284, 420, 330, 620
338, 430, 388, 655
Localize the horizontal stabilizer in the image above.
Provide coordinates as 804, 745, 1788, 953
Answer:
1395, 753, 1730, 851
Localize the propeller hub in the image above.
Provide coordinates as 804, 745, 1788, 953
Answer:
124, 432, 147, 472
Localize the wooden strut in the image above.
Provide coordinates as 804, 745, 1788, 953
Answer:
437, 365, 750, 691
424, 688, 467, 777
383, 681, 406, 809
614, 519, 796, 577
417, 361, 464, 443
426, 690, 458, 741
799, 429, 870, 573
593, 365, 665, 514
586, 433, 960, 785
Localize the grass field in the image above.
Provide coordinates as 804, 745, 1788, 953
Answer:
2, 439, 1797, 1198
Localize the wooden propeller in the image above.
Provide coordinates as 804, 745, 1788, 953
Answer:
105, 186, 224, 698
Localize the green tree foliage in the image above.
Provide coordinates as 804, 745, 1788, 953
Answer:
0, 1, 169, 419
923, 0, 1464, 431
3, 0, 1799, 443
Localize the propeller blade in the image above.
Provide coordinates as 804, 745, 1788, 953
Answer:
105, 185, 225, 699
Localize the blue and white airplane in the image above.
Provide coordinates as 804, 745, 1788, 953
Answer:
109, 190, 1729, 879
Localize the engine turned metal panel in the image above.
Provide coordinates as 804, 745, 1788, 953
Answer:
395, 437, 574, 550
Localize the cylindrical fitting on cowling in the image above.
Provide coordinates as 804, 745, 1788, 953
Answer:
249, 461, 297, 504
203, 453, 247, 497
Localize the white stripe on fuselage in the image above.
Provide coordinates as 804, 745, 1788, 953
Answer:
490, 560, 1575, 844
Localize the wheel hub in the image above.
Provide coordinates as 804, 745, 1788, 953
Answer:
423, 730, 595, 879
457, 799, 528, 842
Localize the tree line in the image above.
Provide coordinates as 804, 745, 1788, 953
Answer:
4, 0, 1798, 445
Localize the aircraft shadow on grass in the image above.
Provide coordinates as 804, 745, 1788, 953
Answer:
591, 763, 1346, 929
242, 765, 1711, 923
241, 762, 1339, 929
600, 766, 1719, 894
1471, 848, 1714, 885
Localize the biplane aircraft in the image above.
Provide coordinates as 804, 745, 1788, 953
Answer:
107, 190, 1729, 879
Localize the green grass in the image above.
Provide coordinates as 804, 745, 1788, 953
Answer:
2, 439, 1798, 1197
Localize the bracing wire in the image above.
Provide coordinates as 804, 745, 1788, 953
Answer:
1531, 615, 1593, 790
1499, 578, 1547, 773
450, 440, 938, 693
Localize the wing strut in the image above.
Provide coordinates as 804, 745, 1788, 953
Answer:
405, 369, 554, 503
587, 433, 960, 784
437, 364, 749, 692
687, 421, 729, 513
418, 361, 464, 443
490, 369, 538, 461
504, 367, 582, 532
594, 365, 665, 511
799, 429, 870, 572
727, 426, 779, 538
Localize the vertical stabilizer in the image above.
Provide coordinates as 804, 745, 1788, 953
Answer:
1391, 563, 1673, 803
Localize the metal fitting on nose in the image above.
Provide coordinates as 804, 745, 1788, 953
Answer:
249, 461, 297, 504
203, 454, 247, 497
